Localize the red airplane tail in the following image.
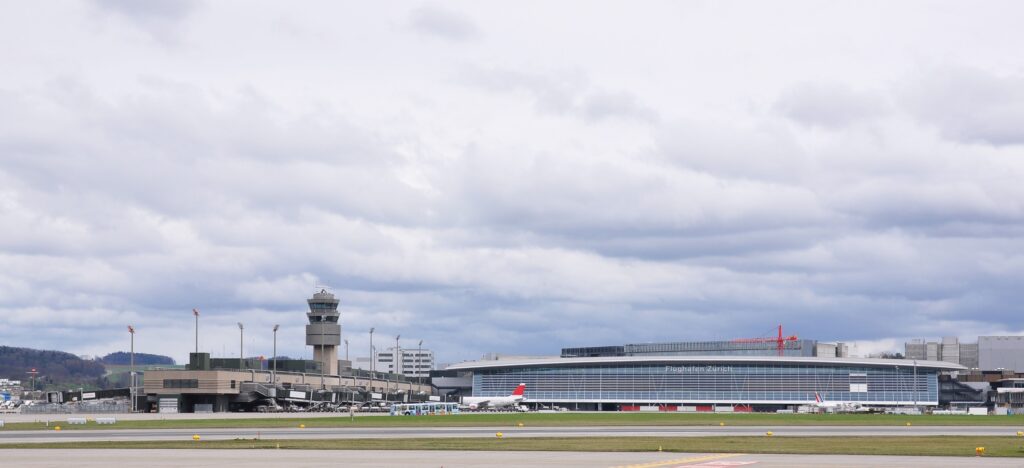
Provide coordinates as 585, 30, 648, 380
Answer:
814, 392, 823, 403
512, 383, 526, 396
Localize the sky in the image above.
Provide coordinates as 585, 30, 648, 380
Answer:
1, 1, 1023, 365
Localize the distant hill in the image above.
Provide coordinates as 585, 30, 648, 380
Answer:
0, 346, 107, 390
101, 352, 175, 366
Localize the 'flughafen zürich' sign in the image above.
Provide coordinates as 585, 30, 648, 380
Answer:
665, 365, 733, 374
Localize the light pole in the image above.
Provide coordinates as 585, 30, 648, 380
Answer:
344, 339, 349, 362
192, 308, 200, 355
395, 335, 401, 376
395, 335, 401, 401
237, 323, 244, 371
127, 325, 135, 412
27, 368, 38, 394
913, 359, 918, 410
369, 327, 375, 385
417, 340, 423, 386
272, 324, 279, 383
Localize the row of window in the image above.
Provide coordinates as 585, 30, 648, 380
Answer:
162, 379, 199, 389
308, 302, 338, 310
487, 365, 926, 375
308, 315, 339, 322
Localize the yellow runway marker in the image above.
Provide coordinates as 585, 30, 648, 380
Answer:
611, 453, 743, 468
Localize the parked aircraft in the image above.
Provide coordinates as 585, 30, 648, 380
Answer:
461, 383, 526, 410
811, 392, 868, 412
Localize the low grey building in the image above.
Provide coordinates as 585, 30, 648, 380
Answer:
979, 336, 1024, 372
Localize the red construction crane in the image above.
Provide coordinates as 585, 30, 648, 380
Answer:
731, 324, 798, 356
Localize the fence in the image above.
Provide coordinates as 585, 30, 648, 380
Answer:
19, 399, 130, 414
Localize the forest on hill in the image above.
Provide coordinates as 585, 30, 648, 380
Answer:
0, 347, 177, 390
101, 351, 175, 365
0, 346, 106, 390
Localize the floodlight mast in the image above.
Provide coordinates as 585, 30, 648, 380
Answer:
272, 324, 280, 382
192, 308, 200, 355
369, 327, 375, 392
237, 322, 244, 371
127, 325, 136, 413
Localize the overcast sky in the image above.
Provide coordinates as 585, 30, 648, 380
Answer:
2, 1, 1023, 364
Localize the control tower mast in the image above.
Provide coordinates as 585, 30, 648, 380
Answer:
306, 289, 341, 376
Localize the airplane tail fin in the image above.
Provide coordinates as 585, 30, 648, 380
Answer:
814, 392, 823, 403
512, 383, 526, 396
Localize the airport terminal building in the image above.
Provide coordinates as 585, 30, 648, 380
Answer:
446, 356, 963, 410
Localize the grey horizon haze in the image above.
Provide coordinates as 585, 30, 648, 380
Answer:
1, 1, 1023, 365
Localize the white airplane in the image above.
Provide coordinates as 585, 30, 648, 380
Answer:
810, 392, 866, 412
461, 383, 526, 410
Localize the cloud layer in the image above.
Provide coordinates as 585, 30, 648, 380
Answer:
1, 1, 1023, 364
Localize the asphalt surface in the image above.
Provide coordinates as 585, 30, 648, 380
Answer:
2, 425, 1023, 443
0, 449, 1019, 467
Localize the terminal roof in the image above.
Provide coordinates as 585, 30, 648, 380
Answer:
446, 355, 966, 371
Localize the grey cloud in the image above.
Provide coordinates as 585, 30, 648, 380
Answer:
773, 83, 889, 128
409, 5, 481, 42
581, 91, 659, 123
902, 68, 1024, 146
460, 67, 659, 123
829, 178, 1024, 228
0, 79, 423, 225
656, 119, 810, 182
91, 0, 197, 21
459, 66, 581, 114
89, 0, 198, 43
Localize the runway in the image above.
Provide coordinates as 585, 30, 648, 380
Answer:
2, 425, 1022, 443
0, 449, 1019, 467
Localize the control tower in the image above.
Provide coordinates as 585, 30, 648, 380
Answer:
306, 289, 341, 375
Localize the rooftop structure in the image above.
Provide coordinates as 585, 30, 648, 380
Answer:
562, 339, 819, 358
979, 336, 1024, 372
904, 336, 1024, 370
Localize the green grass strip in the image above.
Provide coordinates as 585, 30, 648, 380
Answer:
5, 412, 1024, 431
3, 436, 1024, 457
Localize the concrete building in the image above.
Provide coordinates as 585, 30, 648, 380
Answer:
905, 338, 957, 366
941, 337, 961, 367
905, 337, 992, 370
306, 290, 341, 376
375, 346, 435, 379
352, 356, 372, 371
979, 336, 1024, 371
905, 340, 925, 361
960, 342, 980, 369
815, 343, 837, 358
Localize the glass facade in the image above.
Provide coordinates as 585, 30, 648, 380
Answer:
472, 361, 939, 405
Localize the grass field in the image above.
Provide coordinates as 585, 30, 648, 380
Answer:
3, 412, 1024, 431
3, 436, 1024, 457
